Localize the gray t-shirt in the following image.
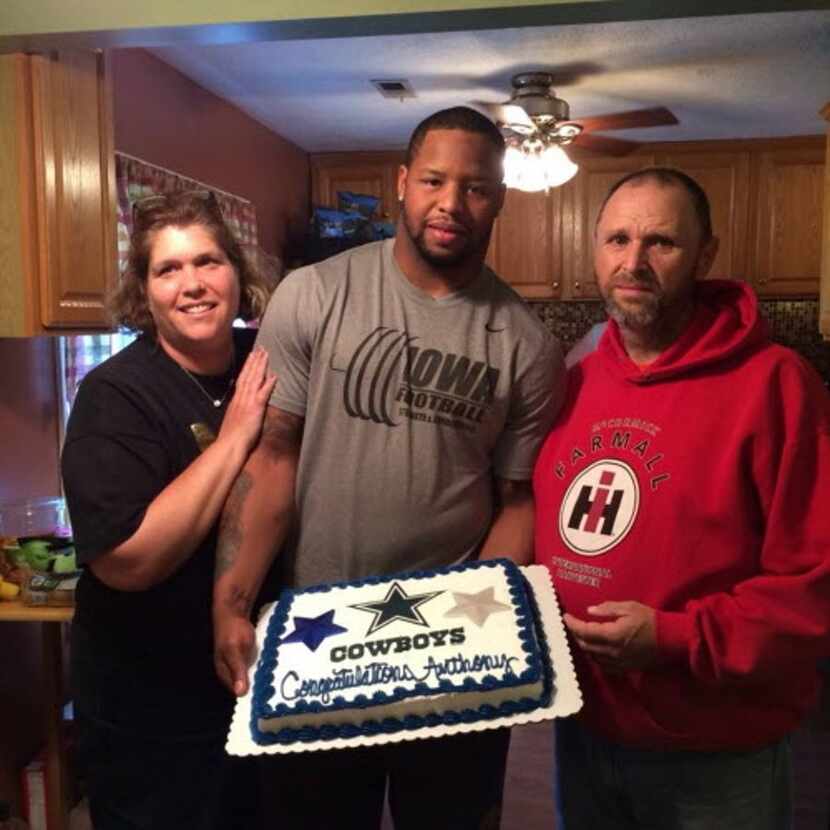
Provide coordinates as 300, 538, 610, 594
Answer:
257, 239, 564, 586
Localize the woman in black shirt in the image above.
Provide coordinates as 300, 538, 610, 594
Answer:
62, 191, 276, 830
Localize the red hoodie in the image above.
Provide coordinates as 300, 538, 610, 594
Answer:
534, 279, 830, 751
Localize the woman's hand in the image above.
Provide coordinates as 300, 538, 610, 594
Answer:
218, 346, 277, 455
86, 347, 276, 591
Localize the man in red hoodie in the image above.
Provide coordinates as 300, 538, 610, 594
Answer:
534, 167, 830, 829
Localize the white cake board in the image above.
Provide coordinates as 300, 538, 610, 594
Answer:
226, 564, 582, 755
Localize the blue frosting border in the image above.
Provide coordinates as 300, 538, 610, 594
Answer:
250, 558, 554, 746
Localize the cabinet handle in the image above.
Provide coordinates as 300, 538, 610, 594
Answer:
552, 281, 560, 290
574, 280, 581, 293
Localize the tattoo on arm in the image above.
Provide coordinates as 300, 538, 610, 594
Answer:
214, 409, 301, 611
215, 470, 252, 580
224, 583, 254, 617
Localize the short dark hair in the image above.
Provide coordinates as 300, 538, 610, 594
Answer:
405, 106, 506, 167
110, 190, 272, 336
596, 167, 713, 241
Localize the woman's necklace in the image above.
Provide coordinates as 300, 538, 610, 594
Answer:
179, 361, 235, 408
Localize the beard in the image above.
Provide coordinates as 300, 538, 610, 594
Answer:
602, 267, 697, 334
603, 283, 662, 330
400, 204, 487, 270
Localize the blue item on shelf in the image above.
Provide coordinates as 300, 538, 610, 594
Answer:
370, 219, 396, 240
312, 207, 367, 239
337, 190, 380, 219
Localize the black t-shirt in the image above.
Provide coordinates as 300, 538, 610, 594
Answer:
62, 329, 264, 736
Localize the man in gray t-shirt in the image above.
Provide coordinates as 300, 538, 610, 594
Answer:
256, 236, 560, 588
213, 106, 565, 829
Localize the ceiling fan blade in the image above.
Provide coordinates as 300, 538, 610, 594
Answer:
474, 100, 506, 119
570, 107, 678, 133
474, 101, 537, 133
571, 132, 641, 156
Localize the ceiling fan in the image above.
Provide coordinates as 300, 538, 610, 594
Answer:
478, 72, 679, 156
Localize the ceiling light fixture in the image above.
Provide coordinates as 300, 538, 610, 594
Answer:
503, 137, 579, 193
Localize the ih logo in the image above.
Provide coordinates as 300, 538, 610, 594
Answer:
559, 459, 639, 556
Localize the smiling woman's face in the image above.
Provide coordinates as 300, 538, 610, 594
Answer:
146, 223, 240, 372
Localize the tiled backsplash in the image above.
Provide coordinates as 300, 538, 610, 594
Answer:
530, 300, 607, 357
530, 297, 830, 385
757, 298, 830, 384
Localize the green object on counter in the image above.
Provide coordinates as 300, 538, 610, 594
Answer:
19, 539, 53, 571
52, 548, 77, 574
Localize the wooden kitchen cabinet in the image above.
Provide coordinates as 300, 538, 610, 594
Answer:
751, 139, 825, 296
560, 151, 656, 299
311, 151, 404, 222
312, 149, 567, 298
0, 51, 117, 336
531, 138, 824, 299
309, 136, 825, 301
485, 187, 563, 299
653, 147, 752, 280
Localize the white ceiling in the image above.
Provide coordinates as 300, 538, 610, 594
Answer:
151, 9, 830, 153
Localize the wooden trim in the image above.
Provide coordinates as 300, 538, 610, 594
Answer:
100, 50, 118, 303
569, 134, 825, 162
548, 184, 563, 299
516, 283, 558, 300
559, 174, 576, 299
0, 55, 40, 335
17, 57, 42, 334
0, 601, 73, 622
42, 622, 69, 830
30, 52, 57, 328
311, 150, 406, 166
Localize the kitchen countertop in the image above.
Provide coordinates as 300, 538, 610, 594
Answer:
0, 599, 73, 622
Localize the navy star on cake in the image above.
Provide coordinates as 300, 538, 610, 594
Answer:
281, 610, 347, 652
351, 582, 443, 636
444, 587, 512, 627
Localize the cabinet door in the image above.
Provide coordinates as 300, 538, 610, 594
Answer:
33, 51, 116, 328
562, 153, 656, 299
0, 51, 115, 335
752, 143, 825, 296
485, 187, 561, 299
654, 150, 751, 280
0, 54, 37, 335
311, 153, 403, 221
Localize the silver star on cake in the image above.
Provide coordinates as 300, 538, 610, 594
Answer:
444, 587, 512, 627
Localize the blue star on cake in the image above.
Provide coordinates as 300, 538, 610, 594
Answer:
280, 610, 347, 652
350, 581, 443, 636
